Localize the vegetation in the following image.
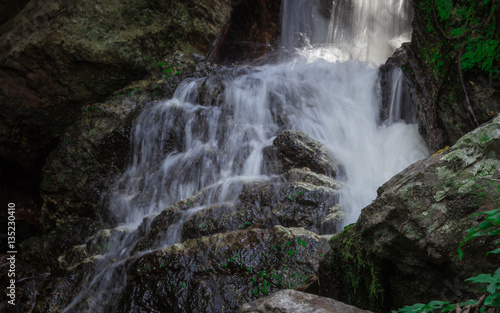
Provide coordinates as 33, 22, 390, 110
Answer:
420, 0, 499, 80
394, 208, 500, 313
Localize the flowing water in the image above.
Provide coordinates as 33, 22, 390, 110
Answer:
62, 0, 428, 311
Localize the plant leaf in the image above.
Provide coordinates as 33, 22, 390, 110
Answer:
465, 273, 494, 283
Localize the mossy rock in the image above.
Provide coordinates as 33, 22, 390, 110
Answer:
312, 115, 500, 312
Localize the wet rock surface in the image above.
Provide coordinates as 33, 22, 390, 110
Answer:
239, 289, 373, 313
311, 115, 500, 312
1, 54, 227, 313
120, 226, 328, 313
9, 88, 344, 312
269, 130, 339, 177
134, 131, 344, 253
378, 47, 415, 124
22, 53, 221, 268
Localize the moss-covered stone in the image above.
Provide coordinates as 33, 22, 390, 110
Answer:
319, 225, 386, 312
120, 226, 328, 313
311, 115, 500, 312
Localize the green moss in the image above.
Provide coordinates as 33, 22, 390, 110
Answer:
326, 225, 386, 311
418, 0, 499, 80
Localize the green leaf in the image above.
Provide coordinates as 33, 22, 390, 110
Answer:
427, 301, 448, 307
465, 273, 494, 284
484, 292, 500, 306
494, 268, 500, 278
479, 209, 500, 217
486, 282, 498, 294
397, 303, 426, 313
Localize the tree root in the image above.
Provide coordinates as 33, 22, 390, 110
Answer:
457, 47, 480, 128
452, 294, 488, 313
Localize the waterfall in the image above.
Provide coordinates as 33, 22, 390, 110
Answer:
281, 0, 413, 64
62, 0, 428, 311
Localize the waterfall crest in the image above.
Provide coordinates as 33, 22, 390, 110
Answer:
282, 0, 413, 64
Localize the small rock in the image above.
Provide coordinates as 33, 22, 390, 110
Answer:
239, 289, 373, 313
271, 130, 339, 177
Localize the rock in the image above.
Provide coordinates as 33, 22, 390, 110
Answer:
119, 226, 329, 313
0, 0, 232, 173
312, 115, 500, 312
270, 130, 339, 177
209, 0, 281, 62
378, 47, 415, 124
0, 0, 30, 26
14, 54, 221, 274
239, 289, 373, 313
285, 167, 343, 190
402, 42, 451, 152
135, 168, 343, 251
403, 0, 500, 152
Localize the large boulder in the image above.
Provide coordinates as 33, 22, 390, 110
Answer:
0, 0, 232, 173
119, 226, 328, 313
239, 289, 373, 313
312, 115, 500, 312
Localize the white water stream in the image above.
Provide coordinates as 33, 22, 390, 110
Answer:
62, 0, 428, 311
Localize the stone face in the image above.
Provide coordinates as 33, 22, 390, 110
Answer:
312, 115, 500, 312
272, 130, 339, 177
378, 47, 415, 124
120, 226, 328, 313
209, 0, 281, 62
239, 289, 373, 313
135, 167, 343, 252
0, 0, 232, 172
403, 0, 500, 152
20, 53, 221, 272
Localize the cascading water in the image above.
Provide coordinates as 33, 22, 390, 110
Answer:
62, 0, 428, 311
282, 0, 413, 63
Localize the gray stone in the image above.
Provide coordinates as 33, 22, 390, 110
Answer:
239, 289, 373, 313
268, 130, 340, 177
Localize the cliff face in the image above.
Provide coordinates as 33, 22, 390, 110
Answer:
0, 0, 232, 174
0, 0, 233, 263
403, 0, 500, 152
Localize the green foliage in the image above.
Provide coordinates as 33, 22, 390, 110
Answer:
394, 207, 500, 313
458, 208, 500, 259
158, 62, 181, 79
420, 0, 499, 80
465, 268, 500, 307
436, 0, 452, 20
